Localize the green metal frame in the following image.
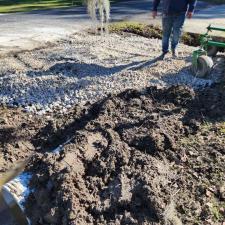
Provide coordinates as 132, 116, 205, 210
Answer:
201, 25, 225, 49
192, 25, 225, 72
192, 49, 206, 70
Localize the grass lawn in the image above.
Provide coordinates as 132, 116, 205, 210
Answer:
0, 0, 81, 13
0, 0, 118, 13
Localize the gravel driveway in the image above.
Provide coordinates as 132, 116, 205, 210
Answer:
1, 32, 224, 115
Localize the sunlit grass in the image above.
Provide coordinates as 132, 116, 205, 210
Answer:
0, 0, 80, 13
0, 0, 117, 13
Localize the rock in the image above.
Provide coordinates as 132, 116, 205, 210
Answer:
205, 190, 212, 197
44, 208, 59, 224
0, 117, 8, 125
16, 141, 34, 151
218, 185, 225, 200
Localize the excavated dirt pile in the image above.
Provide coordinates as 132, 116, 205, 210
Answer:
22, 85, 225, 225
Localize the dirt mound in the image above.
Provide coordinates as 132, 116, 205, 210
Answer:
22, 85, 225, 225
0, 107, 48, 173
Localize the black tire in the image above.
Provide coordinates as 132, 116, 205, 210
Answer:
193, 55, 214, 78
207, 46, 218, 57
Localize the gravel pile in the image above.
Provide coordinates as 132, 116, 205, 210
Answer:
0, 32, 222, 114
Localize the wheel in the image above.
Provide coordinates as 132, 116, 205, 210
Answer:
207, 46, 218, 57
192, 55, 214, 78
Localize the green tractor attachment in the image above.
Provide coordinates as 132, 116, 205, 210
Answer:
192, 25, 225, 77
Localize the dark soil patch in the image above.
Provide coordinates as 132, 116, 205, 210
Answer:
18, 85, 225, 225
109, 22, 225, 48
0, 107, 46, 172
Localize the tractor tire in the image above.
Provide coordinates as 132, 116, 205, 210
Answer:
207, 46, 218, 57
193, 55, 214, 78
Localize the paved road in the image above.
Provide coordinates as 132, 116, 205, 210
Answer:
131, 1, 225, 37
0, 0, 224, 55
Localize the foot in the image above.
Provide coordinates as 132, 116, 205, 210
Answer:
172, 49, 178, 58
159, 51, 169, 60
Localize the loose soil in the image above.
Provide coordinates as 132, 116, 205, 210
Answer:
0, 31, 224, 225
0, 107, 45, 172
1, 84, 222, 225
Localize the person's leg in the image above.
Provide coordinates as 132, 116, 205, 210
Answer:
171, 13, 185, 54
162, 14, 173, 54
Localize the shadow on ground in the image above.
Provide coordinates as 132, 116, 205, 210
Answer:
27, 60, 146, 78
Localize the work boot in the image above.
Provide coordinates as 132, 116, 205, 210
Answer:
172, 49, 178, 58
159, 51, 169, 60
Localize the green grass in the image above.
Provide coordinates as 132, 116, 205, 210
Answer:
0, 0, 118, 13
220, 122, 225, 134
0, 0, 82, 13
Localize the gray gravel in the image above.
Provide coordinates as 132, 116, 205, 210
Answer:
0, 32, 223, 115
